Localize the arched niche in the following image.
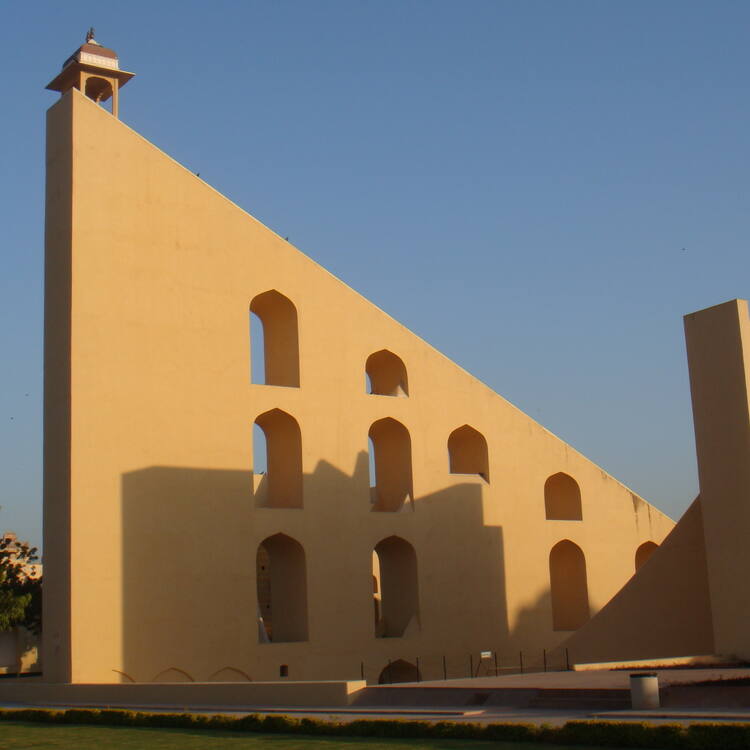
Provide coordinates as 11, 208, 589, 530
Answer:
447, 424, 490, 482
544, 472, 582, 520
378, 658, 421, 684
365, 350, 408, 397
207, 666, 252, 682
250, 290, 300, 387
253, 409, 303, 508
151, 667, 194, 682
549, 539, 589, 631
635, 541, 658, 572
256, 533, 308, 643
373, 536, 419, 637
368, 418, 413, 512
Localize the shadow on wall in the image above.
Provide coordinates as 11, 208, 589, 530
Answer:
370, 587, 577, 683
500, 590, 574, 673
120, 455, 508, 683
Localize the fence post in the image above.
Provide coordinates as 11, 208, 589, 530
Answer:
360, 661, 364, 681
543, 648, 547, 672
442, 654, 447, 680
416, 656, 420, 682
387, 658, 392, 684
519, 651, 524, 674
566, 647, 570, 671
494, 651, 498, 676
469, 654, 473, 677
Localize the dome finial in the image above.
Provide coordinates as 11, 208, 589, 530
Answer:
85, 27, 96, 43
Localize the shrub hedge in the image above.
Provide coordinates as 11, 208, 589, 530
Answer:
0, 707, 748, 748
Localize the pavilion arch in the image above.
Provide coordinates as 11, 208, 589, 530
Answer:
368, 418, 413, 512
84, 75, 114, 105
373, 536, 420, 638
544, 472, 582, 520
378, 659, 421, 684
253, 409, 303, 508
365, 350, 409, 397
635, 541, 658, 572
448, 425, 490, 482
256, 533, 308, 643
250, 290, 300, 387
549, 539, 590, 631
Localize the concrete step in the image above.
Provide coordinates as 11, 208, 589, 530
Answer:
352, 685, 631, 710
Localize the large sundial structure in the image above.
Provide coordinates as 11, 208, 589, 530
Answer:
34, 35, 750, 697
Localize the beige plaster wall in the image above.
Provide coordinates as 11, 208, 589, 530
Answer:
43, 89, 674, 684
0, 680, 366, 708
684, 299, 750, 660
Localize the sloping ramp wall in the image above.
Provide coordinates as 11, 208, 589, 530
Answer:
558, 499, 714, 665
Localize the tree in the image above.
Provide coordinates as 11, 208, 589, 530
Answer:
0, 534, 41, 634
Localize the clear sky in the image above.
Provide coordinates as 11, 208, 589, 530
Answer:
1, 1, 748, 548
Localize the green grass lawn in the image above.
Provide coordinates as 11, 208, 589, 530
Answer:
0, 722, 610, 750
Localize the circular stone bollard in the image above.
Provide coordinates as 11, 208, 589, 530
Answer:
630, 672, 660, 709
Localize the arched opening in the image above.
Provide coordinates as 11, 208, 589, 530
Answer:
253, 422, 268, 474
249, 311, 265, 385
253, 409, 302, 508
368, 418, 413, 512
549, 540, 589, 631
373, 536, 419, 637
367, 436, 377, 497
372, 568, 381, 628
635, 541, 658, 572
250, 290, 300, 387
447, 425, 490, 482
378, 659, 421, 684
544, 472, 582, 520
256, 534, 308, 643
365, 350, 408, 396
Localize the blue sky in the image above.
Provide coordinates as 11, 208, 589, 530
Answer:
1, 1, 748, 547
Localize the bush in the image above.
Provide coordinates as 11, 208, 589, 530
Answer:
553, 721, 685, 748
2, 708, 61, 724
261, 714, 297, 732
60, 709, 101, 724
97, 709, 137, 726
482, 723, 539, 742
685, 723, 750, 750
2, 706, 750, 748
141, 711, 197, 729
234, 713, 264, 731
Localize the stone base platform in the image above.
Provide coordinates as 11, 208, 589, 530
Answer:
352, 667, 750, 710
0, 679, 365, 708
2, 667, 750, 713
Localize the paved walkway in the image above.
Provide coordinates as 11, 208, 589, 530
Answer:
400, 666, 750, 690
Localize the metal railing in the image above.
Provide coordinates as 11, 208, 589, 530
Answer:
362, 647, 571, 684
